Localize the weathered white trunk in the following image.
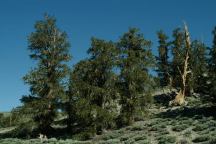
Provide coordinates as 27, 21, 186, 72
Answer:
170, 22, 191, 106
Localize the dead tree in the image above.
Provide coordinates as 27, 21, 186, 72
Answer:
169, 23, 191, 106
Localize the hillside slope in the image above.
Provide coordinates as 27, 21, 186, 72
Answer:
1, 95, 216, 144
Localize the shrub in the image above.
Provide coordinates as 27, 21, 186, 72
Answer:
192, 135, 210, 143
159, 129, 169, 135
136, 139, 149, 144
72, 131, 93, 141
207, 120, 216, 127
210, 130, 216, 137
116, 128, 126, 134
133, 134, 147, 141
149, 124, 166, 131
193, 115, 203, 120
120, 134, 133, 141
209, 127, 216, 132
124, 138, 135, 144
120, 136, 129, 141
48, 138, 57, 142
125, 126, 133, 130
150, 120, 160, 125
209, 137, 216, 144
158, 135, 176, 144
177, 139, 190, 144
172, 124, 188, 132
192, 124, 208, 132
101, 132, 121, 140
198, 129, 211, 135
0, 139, 17, 144
169, 120, 178, 126
11, 122, 36, 138
99, 139, 120, 144
183, 130, 192, 137
130, 125, 146, 131
182, 118, 193, 125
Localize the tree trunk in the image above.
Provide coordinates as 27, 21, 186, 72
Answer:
170, 22, 191, 106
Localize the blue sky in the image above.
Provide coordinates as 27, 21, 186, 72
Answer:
0, 0, 216, 111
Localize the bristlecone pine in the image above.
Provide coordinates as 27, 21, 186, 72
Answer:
169, 23, 191, 106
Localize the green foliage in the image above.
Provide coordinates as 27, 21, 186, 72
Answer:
21, 14, 71, 135
192, 135, 210, 143
72, 131, 94, 141
209, 137, 216, 144
0, 113, 3, 124
117, 28, 155, 126
156, 30, 171, 87
5, 16, 216, 142
172, 124, 188, 132
0, 113, 12, 128
149, 123, 166, 131
157, 135, 176, 144
192, 124, 208, 132
177, 139, 190, 144
124, 138, 135, 144
156, 26, 210, 95
67, 38, 118, 134
183, 130, 192, 137
0, 109, 29, 128
171, 28, 186, 88
11, 122, 36, 138
0, 138, 92, 144
209, 27, 216, 73
207, 26, 216, 102
0, 139, 25, 144
130, 124, 146, 131
101, 132, 121, 140
169, 26, 193, 94
98, 139, 121, 144
190, 40, 208, 93
133, 134, 147, 141
120, 134, 131, 141
135, 139, 149, 144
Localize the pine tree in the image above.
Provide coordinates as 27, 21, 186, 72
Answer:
117, 28, 154, 126
67, 38, 118, 135
208, 26, 216, 101
170, 27, 193, 94
170, 23, 193, 106
190, 40, 208, 93
210, 27, 216, 72
171, 28, 185, 88
21, 15, 71, 134
67, 60, 94, 135
156, 30, 171, 87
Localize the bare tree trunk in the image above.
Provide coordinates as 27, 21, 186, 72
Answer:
170, 22, 191, 106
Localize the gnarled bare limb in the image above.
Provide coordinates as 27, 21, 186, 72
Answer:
170, 22, 191, 106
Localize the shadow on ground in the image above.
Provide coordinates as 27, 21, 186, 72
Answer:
154, 91, 176, 107
156, 105, 216, 119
